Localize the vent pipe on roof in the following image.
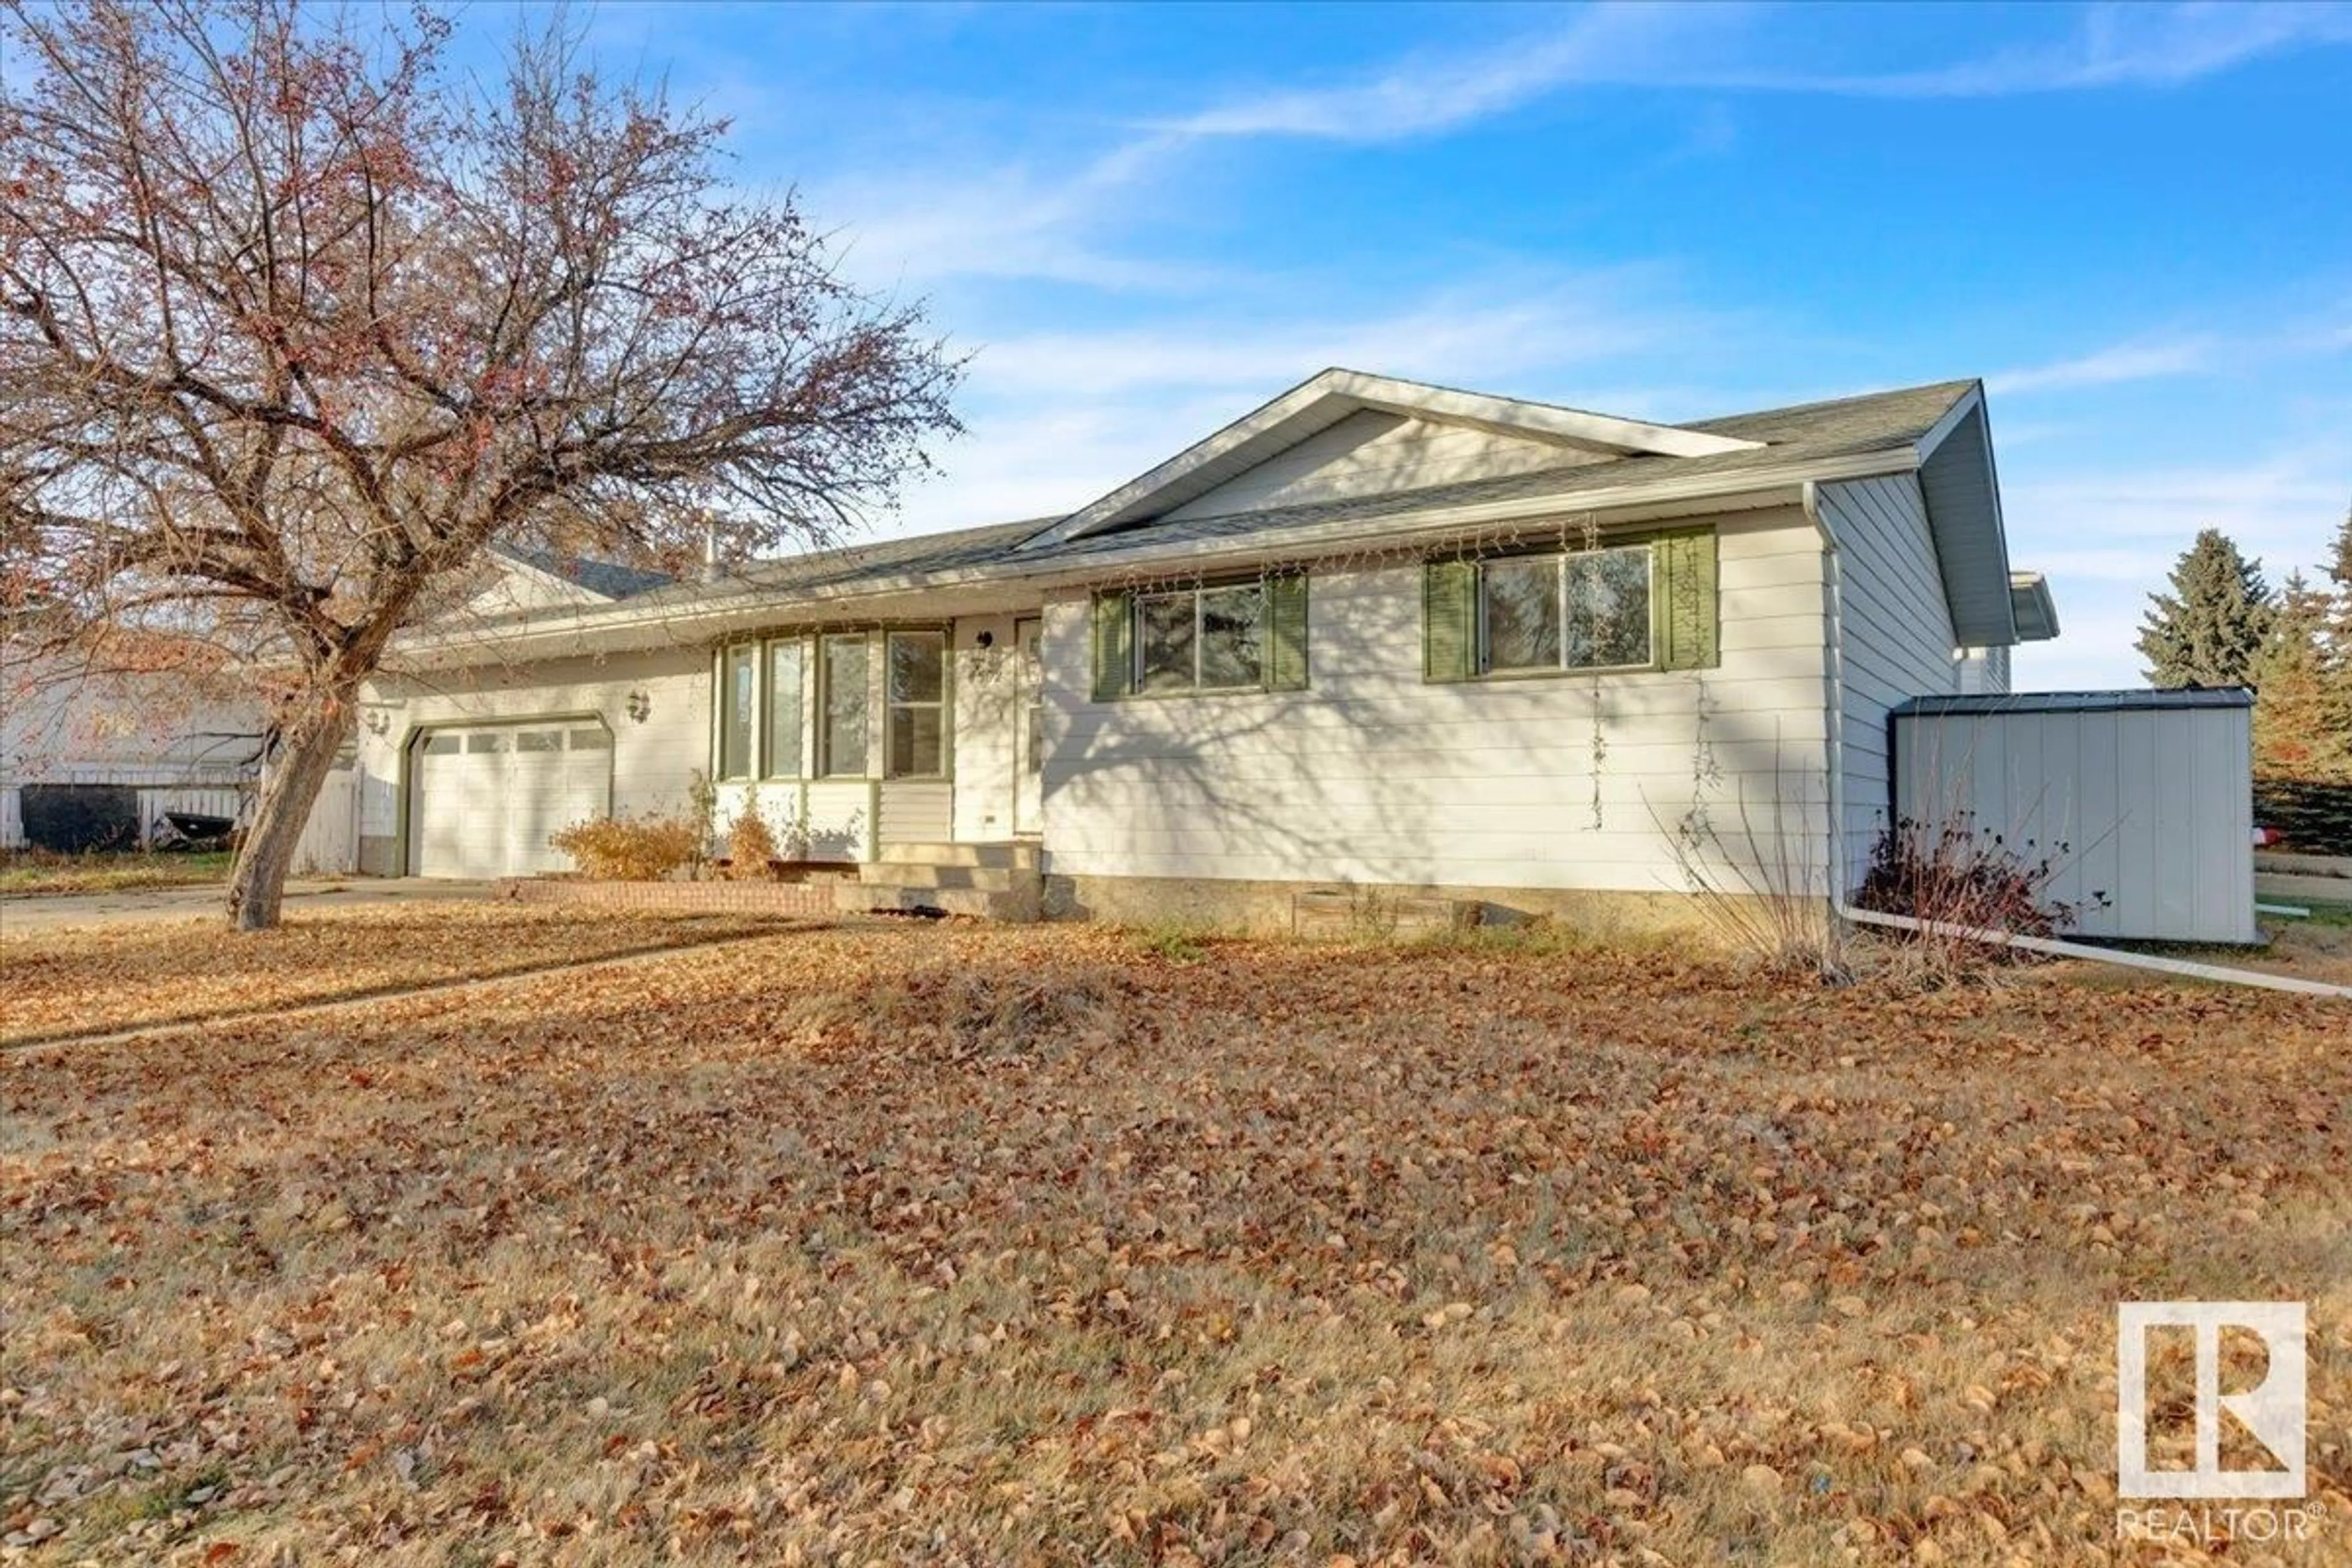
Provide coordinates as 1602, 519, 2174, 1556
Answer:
702, 521, 723, 583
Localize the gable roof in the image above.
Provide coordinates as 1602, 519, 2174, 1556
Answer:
492, 545, 674, 601
1017, 368, 1766, 551
1030, 378, 1984, 562
390, 374, 2038, 667
616, 518, 1050, 615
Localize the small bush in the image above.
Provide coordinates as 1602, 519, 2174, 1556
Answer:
1850, 814, 2108, 988
548, 815, 701, 881
726, 807, 779, 880
1854, 813, 2082, 938
1131, 922, 1211, 963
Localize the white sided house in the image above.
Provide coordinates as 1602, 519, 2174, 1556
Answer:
341, 369, 2121, 935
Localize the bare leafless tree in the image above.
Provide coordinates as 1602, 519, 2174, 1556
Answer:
0, 0, 961, 927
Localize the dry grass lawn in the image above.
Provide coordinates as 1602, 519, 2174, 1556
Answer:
0, 904, 789, 1046
1, 916, 2346, 1566
0, 850, 233, 899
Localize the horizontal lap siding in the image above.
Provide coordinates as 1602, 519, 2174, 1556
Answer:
1041, 507, 1836, 897
1820, 475, 1962, 891
711, 778, 877, 862
805, 780, 875, 861
880, 780, 952, 846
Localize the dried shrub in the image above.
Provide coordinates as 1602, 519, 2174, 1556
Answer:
1850, 814, 2106, 987
1854, 814, 2084, 937
548, 815, 701, 881
726, 807, 779, 880
1656, 771, 1847, 982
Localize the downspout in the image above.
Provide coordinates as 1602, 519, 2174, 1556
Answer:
1801, 481, 2349, 1001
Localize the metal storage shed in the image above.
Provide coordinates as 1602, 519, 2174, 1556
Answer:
1888, 690, 2256, 945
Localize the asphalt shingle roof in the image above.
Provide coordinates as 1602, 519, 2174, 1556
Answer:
1032, 379, 1977, 564
512, 379, 1981, 614
500, 546, 676, 600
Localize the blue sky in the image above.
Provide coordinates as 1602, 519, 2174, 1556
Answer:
546, 1, 2346, 687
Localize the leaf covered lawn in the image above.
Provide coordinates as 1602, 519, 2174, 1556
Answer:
0, 903, 786, 1046
1, 923, 2346, 1565
0, 851, 233, 899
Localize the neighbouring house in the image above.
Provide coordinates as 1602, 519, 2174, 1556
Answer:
1, 550, 671, 862
0, 638, 266, 852
342, 368, 2093, 934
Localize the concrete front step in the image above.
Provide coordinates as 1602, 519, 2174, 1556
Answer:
859, 861, 1025, 892
834, 882, 1041, 921
876, 840, 1040, 871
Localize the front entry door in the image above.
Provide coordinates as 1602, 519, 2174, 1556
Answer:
1012, 617, 1044, 835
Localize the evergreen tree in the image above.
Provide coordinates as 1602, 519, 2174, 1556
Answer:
2319, 503, 2352, 756
2136, 528, 2275, 689
2325, 503, 2352, 654
2250, 571, 2348, 782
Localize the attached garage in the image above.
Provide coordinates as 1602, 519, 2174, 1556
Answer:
410, 720, 612, 878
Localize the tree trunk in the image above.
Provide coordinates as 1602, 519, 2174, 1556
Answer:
225, 687, 356, 931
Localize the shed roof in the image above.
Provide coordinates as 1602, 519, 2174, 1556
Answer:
1893, 689, 2252, 717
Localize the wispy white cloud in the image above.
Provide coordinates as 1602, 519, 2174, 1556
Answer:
1157, 2, 2352, 146
1988, 339, 2218, 394
814, 132, 1211, 292
967, 273, 1711, 399
1155, 4, 1712, 141
1807, 1, 2352, 97
1988, 308, 2352, 398
816, 4, 2352, 295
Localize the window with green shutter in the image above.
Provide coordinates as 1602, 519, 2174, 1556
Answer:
1264, 571, 1309, 691
1422, 529, 1717, 683
1091, 590, 1133, 702
1653, 527, 1719, 671
1090, 573, 1310, 698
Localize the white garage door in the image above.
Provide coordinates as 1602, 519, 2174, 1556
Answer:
413, 722, 612, 878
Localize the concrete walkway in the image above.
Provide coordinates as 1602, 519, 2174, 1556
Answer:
0, 878, 496, 935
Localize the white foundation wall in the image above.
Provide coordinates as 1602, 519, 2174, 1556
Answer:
1039, 507, 1841, 899
357, 648, 709, 874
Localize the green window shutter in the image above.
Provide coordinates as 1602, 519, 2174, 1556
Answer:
1090, 589, 1134, 701
1655, 527, 1720, 671
1423, 559, 1476, 682
1264, 571, 1310, 691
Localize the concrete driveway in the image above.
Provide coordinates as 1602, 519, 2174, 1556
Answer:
0, 878, 497, 935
